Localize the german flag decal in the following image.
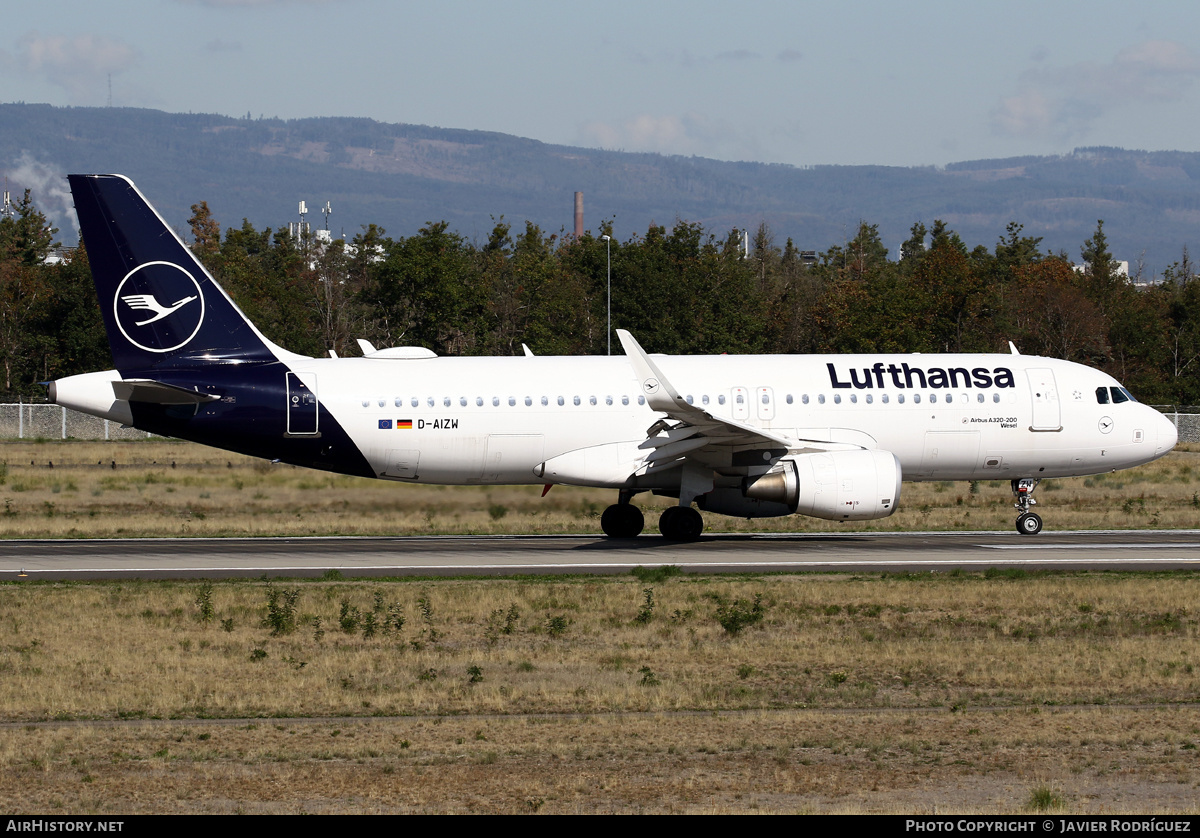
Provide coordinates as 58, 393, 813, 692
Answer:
397, 419, 413, 429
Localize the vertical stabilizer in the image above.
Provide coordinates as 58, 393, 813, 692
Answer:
68, 174, 300, 371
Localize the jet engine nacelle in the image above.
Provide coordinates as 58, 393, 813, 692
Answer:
742, 449, 902, 521
696, 489, 794, 518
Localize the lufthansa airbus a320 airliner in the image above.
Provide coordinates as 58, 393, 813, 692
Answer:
50, 175, 1178, 540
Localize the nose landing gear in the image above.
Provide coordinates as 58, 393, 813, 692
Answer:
1012, 478, 1042, 535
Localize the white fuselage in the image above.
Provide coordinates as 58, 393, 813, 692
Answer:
276, 352, 1176, 486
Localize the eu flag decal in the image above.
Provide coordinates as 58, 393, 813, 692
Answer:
378, 419, 393, 429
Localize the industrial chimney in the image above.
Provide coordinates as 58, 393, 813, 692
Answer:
574, 192, 583, 238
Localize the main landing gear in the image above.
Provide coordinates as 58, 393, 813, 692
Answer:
600, 492, 705, 541
658, 506, 704, 541
1012, 478, 1042, 535
600, 491, 645, 539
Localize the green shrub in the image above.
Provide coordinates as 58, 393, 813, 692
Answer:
710, 593, 767, 636
1027, 783, 1064, 811
339, 600, 361, 634
262, 586, 299, 635
634, 588, 655, 625
194, 583, 214, 624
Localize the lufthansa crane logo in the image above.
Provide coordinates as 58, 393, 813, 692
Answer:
113, 262, 205, 353
121, 293, 198, 326
643, 378, 660, 395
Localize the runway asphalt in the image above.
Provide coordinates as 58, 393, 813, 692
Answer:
2, 529, 1200, 579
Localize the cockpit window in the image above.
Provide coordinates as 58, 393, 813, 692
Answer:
1096, 387, 1109, 405
1110, 387, 1129, 404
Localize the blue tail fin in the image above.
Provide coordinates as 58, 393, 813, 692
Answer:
69, 174, 295, 371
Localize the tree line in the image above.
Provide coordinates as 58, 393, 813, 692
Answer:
3, 189, 1200, 405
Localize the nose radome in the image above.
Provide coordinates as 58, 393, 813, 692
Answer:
1157, 409, 1179, 454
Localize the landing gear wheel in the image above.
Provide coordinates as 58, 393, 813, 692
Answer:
659, 506, 704, 541
1011, 478, 1043, 536
1016, 512, 1043, 536
601, 503, 644, 538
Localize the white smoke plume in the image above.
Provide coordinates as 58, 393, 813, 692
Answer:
2, 153, 76, 243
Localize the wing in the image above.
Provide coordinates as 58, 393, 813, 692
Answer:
617, 330, 862, 481
617, 330, 792, 477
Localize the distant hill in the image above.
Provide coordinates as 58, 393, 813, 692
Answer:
1, 104, 1198, 273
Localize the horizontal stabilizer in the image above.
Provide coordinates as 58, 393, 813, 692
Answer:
112, 379, 220, 404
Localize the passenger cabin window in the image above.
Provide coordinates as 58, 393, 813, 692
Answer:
785, 394, 793, 405
718, 395, 726, 405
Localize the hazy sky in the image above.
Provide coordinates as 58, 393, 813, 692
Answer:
4, 0, 1199, 168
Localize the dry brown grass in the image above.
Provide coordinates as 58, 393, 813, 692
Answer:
1, 440, 1198, 537
2, 439, 1199, 812
0, 572, 1198, 813
2, 707, 1198, 814
3, 574, 1198, 721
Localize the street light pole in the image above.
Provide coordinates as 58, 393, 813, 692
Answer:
602, 235, 611, 355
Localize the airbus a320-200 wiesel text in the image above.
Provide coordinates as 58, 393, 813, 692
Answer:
51, 175, 1178, 539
